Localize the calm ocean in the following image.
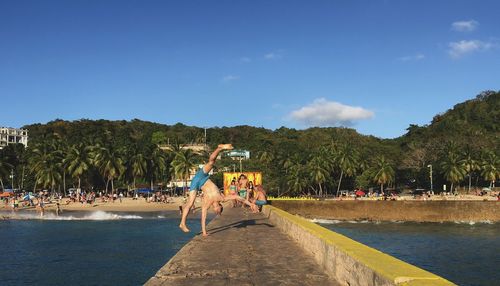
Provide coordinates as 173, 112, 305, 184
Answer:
0, 211, 204, 286
318, 220, 500, 286
1, 211, 498, 286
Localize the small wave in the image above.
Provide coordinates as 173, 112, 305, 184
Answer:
310, 218, 342, 224
3, 211, 143, 221
453, 220, 493, 225
312, 219, 378, 224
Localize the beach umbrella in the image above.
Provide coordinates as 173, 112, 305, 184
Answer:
355, 190, 365, 197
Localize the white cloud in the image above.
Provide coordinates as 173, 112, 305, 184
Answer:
264, 51, 283, 60
448, 40, 493, 58
289, 98, 374, 127
222, 75, 240, 82
451, 20, 479, 32
239, 57, 251, 63
398, 53, 425, 62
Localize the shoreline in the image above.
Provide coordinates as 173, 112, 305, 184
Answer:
0, 197, 198, 213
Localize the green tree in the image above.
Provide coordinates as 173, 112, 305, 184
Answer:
147, 146, 168, 190
93, 145, 125, 194
462, 148, 480, 193
286, 164, 309, 196
257, 150, 275, 166
440, 152, 466, 193
65, 144, 92, 191
129, 151, 147, 190
481, 152, 499, 188
372, 155, 395, 193
171, 149, 198, 195
31, 151, 62, 192
334, 143, 359, 196
307, 150, 330, 196
0, 156, 13, 191
29, 139, 63, 192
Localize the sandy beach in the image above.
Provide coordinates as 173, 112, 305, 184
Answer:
0, 197, 198, 213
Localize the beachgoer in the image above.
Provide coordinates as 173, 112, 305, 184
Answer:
252, 185, 267, 211
119, 192, 123, 203
229, 179, 237, 207
13, 197, 19, 211
56, 203, 62, 216
38, 199, 45, 217
237, 174, 248, 206
179, 144, 257, 235
246, 181, 255, 202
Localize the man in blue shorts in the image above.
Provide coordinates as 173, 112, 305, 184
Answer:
252, 185, 268, 212
179, 144, 257, 235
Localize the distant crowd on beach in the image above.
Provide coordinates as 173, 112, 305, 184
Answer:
0, 188, 185, 217
334, 188, 500, 201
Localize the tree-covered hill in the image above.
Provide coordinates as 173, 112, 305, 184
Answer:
1, 91, 498, 195
400, 90, 499, 152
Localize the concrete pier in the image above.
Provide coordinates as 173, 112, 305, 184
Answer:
146, 205, 454, 286
145, 207, 339, 285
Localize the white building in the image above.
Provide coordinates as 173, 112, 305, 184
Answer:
0, 127, 28, 149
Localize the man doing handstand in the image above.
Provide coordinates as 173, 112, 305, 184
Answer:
179, 144, 258, 236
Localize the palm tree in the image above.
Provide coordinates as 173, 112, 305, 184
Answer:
148, 146, 168, 190
29, 139, 63, 193
0, 156, 13, 191
65, 144, 92, 192
463, 148, 480, 193
307, 153, 329, 196
92, 145, 125, 195
258, 150, 275, 165
481, 152, 499, 188
440, 152, 466, 194
334, 144, 359, 197
372, 155, 395, 193
56, 140, 69, 195
129, 151, 147, 190
280, 154, 300, 175
286, 163, 309, 196
171, 149, 198, 195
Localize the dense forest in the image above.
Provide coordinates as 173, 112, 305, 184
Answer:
0, 91, 498, 196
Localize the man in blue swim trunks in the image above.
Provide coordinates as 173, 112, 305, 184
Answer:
179, 144, 258, 236
252, 185, 268, 211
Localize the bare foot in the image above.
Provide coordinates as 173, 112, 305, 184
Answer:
179, 224, 190, 233
202, 232, 209, 237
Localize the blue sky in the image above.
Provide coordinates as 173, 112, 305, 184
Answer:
1, 0, 499, 138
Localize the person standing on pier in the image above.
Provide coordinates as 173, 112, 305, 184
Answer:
179, 144, 257, 236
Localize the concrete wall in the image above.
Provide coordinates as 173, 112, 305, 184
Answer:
270, 200, 500, 222
263, 205, 455, 286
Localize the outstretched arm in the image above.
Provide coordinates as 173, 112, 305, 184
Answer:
203, 144, 233, 173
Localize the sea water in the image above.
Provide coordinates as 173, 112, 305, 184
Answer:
0, 211, 206, 286
316, 220, 500, 286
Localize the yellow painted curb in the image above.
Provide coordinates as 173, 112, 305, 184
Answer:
265, 205, 456, 286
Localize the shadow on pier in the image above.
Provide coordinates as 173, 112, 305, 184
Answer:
145, 207, 338, 286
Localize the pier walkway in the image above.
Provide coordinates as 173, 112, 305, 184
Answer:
145, 207, 339, 286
